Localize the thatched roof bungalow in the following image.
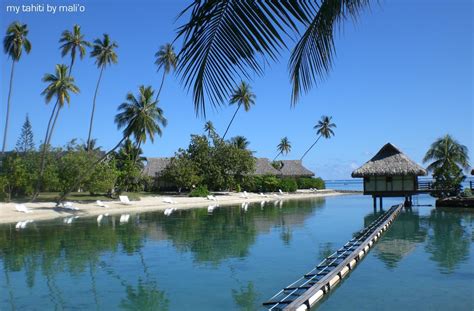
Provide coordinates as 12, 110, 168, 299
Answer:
352, 143, 427, 198
277, 160, 314, 178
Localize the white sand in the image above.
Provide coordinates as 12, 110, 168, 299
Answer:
0, 190, 348, 224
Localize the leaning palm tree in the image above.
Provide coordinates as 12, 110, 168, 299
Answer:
154, 43, 177, 100
2, 21, 31, 154
33, 64, 79, 200
59, 24, 90, 76
176, 1, 371, 115
300, 116, 336, 160
87, 34, 118, 150
274, 137, 291, 161
58, 85, 166, 202
230, 136, 249, 150
423, 135, 470, 172
204, 121, 215, 137
222, 81, 255, 139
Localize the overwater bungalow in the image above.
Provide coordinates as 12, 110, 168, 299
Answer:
352, 143, 427, 208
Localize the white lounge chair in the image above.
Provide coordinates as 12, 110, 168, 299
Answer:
207, 195, 217, 201
120, 214, 130, 223
63, 202, 79, 211
119, 196, 132, 205
15, 204, 31, 213
273, 194, 281, 199
259, 192, 268, 198
162, 197, 177, 204
240, 191, 249, 199
96, 200, 109, 208
279, 189, 285, 195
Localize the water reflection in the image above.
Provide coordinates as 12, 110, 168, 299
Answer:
363, 208, 472, 273
232, 282, 259, 311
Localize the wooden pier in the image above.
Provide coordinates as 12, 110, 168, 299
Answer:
263, 203, 404, 311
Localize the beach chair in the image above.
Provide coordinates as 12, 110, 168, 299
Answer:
119, 196, 132, 205
96, 200, 109, 208
207, 195, 217, 201
259, 192, 268, 198
279, 189, 285, 195
63, 202, 79, 210
15, 204, 31, 213
162, 197, 177, 204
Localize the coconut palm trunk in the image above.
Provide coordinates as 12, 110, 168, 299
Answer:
300, 135, 322, 161
1, 60, 16, 154
58, 136, 128, 202
222, 104, 241, 139
156, 70, 166, 101
87, 66, 105, 150
273, 152, 282, 162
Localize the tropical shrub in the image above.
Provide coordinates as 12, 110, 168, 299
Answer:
279, 178, 298, 192
431, 163, 465, 198
189, 185, 209, 197
297, 177, 325, 190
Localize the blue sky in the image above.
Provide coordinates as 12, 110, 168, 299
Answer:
1, 0, 472, 179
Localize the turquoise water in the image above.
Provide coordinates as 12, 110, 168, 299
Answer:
1, 195, 473, 310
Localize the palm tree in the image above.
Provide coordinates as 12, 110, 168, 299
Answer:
176, 1, 371, 115
154, 43, 177, 100
59, 24, 90, 76
87, 34, 118, 150
58, 85, 167, 202
230, 136, 249, 150
33, 64, 79, 199
204, 121, 215, 137
222, 81, 255, 139
423, 135, 470, 172
2, 21, 31, 154
300, 116, 336, 160
274, 137, 291, 161
116, 138, 145, 169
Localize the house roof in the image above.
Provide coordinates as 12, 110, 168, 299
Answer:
277, 160, 314, 177
143, 157, 315, 178
351, 143, 427, 177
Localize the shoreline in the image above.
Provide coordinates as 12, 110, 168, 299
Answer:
0, 190, 354, 225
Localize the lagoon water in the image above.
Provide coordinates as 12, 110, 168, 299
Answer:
1, 194, 473, 310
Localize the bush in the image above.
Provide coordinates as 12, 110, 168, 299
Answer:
189, 185, 210, 197
297, 177, 325, 190
279, 178, 298, 192
461, 188, 472, 198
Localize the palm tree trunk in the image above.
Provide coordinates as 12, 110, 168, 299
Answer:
31, 100, 59, 200
300, 135, 322, 161
46, 105, 62, 146
87, 66, 104, 150
222, 104, 240, 139
57, 135, 128, 203
1, 60, 16, 155
156, 71, 166, 102
273, 152, 282, 162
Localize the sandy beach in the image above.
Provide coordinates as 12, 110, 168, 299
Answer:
0, 190, 349, 225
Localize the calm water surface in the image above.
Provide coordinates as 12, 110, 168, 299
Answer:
1, 195, 473, 310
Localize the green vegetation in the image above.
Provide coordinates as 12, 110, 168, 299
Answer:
423, 134, 470, 198
189, 185, 210, 197
297, 177, 325, 190
15, 115, 35, 153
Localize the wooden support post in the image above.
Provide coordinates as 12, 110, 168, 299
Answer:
373, 196, 377, 210
379, 197, 383, 210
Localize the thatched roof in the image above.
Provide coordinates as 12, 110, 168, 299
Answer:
143, 157, 171, 177
278, 160, 314, 177
352, 143, 427, 177
143, 157, 314, 178
255, 158, 281, 175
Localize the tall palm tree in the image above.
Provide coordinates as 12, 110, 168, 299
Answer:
274, 137, 291, 161
300, 115, 336, 160
33, 64, 79, 199
59, 24, 90, 76
154, 43, 177, 100
204, 121, 215, 137
423, 135, 470, 172
87, 34, 118, 150
222, 81, 255, 139
230, 136, 249, 150
58, 85, 166, 202
176, 1, 371, 115
2, 21, 31, 154
116, 138, 145, 169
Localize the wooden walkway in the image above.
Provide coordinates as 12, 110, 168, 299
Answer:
263, 203, 404, 311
